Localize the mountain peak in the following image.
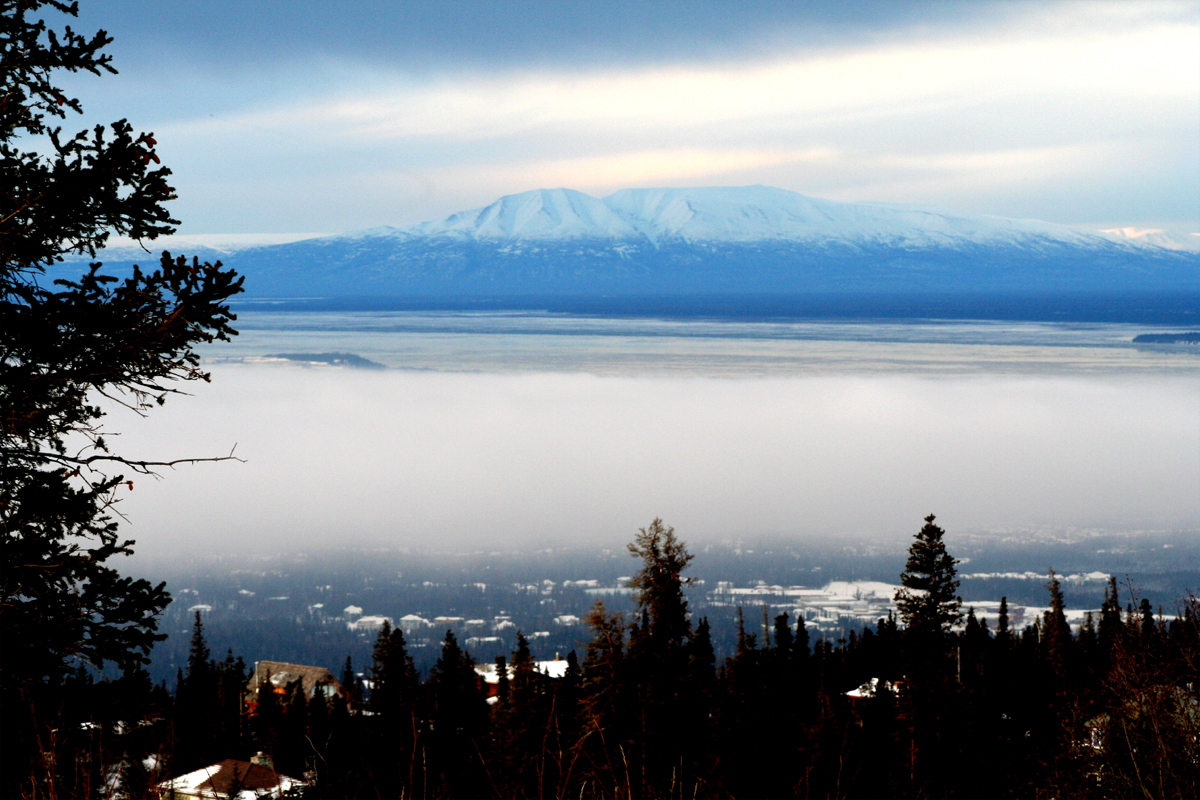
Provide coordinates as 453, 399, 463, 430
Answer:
413, 187, 642, 241
402, 185, 1149, 252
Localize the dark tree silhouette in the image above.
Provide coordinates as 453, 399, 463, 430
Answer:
1, 0, 243, 696
893, 514, 964, 796
627, 517, 694, 650
894, 514, 962, 639
1, 4, 242, 795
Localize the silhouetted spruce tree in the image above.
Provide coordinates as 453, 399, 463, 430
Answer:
173, 611, 217, 772
686, 616, 716, 703
367, 620, 419, 797
996, 595, 1011, 646
1033, 573, 1092, 797
1043, 569, 1072, 688
549, 650, 583, 796
893, 514, 963, 796
215, 649, 248, 756
427, 629, 488, 797
495, 631, 548, 797
895, 515, 963, 643
493, 655, 509, 704
370, 620, 417, 716
273, 679, 308, 778
1098, 577, 1123, 666
339, 655, 359, 707
509, 630, 535, 712
1, 4, 243, 795
1077, 611, 1098, 688
577, 600, 629, 795
627, 519, 694, 652
622, 518, 704, 795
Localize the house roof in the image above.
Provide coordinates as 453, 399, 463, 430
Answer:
247, 660, 344, 699
158, 759, 304, 799
474, 659, 570, 684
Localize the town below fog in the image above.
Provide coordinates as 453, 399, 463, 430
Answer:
141, 527, 1199, 687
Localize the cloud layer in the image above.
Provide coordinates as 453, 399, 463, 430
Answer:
57, 1, 1200, 236
107, 367, 1199, 558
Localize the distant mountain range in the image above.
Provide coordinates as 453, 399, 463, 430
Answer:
64, 186, 1199, 306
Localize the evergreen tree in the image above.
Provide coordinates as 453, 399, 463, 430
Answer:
1, 1, 243, 703
894, 514, 962, 639
494, 631, 553, 798
509, 630, 535, 711
773, 611, 794, 660
893, 514, 964, 796
367, 620, 419, 797
577, 600, 628, 794
627, 517, 694, 651
186, 610, 211, 685
686, 616, 716, 699
339, 655, 359, 707
427, 629, 488, 797
623, 519, 702, 794
215, 649, 248, 755
174, 611, 217, 771
996, 595, 1011, 645
1043, 568, 1072, 685
2, 6, 241, 792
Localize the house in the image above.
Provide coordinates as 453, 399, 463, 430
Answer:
156, 756, 305, 799
845, 677, 896, 707
347, 614, 391, 632
473, 658, 570, 703
245, 660, 346, 711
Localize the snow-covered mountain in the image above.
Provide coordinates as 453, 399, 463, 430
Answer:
65, 186, 1200, 301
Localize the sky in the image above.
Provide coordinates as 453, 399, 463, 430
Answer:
50, 0, 1200, 238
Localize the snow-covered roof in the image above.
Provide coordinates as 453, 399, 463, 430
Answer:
157, 759, 305, 799
846, 678, 894, 700
348, 615, 391, 631
246, 661, 344, 701
474, 659, 571, 685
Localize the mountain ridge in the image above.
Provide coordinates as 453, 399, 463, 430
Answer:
57, 186, 1199, 310
310, 185, 1161, 252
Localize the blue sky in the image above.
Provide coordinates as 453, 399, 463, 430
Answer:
54, 0, 1200, 237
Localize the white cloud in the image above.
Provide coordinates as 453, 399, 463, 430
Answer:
179, 18, 1197, 145
133, 2, 1198, 232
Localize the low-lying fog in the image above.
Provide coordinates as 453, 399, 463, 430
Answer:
108, 366, 1198, 558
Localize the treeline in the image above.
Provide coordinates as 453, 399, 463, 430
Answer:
9, 519, 1200, 799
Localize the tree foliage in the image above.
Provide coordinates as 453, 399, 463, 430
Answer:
894, 513, 962, 639
627, 516, 693, 650
0, 0, 243, 695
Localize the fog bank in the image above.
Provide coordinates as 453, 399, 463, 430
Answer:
107, 366, 1198, 558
